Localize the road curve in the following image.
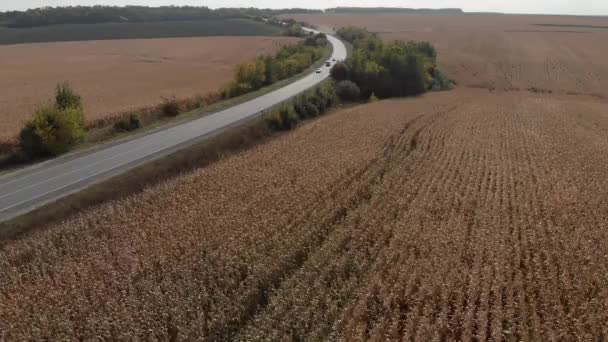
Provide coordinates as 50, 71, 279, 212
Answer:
0, 32, 347, 222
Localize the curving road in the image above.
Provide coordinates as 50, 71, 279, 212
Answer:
0, 31, 347, 222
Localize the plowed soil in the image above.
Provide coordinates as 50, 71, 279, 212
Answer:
0, 36, 297, 141
290, 13, 608, 98
2, 88, 607, 339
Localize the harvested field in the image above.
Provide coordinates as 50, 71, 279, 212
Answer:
289, 13, 608, 97
0, 19, 282, 45
0, 36, 297, 141
1, 88, 608, 339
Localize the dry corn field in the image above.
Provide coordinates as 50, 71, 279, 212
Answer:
1, 87, 607, 339
290, 13, 608, 98
0, 36, 297, 141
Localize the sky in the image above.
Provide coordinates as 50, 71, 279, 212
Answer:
1, 0, 607, 16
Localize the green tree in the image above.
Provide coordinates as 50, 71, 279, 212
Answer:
335, 80, 361, 102
330, 62, 349, 81
55, 82, 82, 111
20, 104, 85, 158
236, 58, 266, 89
338, 29, 439, 98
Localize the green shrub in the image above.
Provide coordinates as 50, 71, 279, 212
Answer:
264, 111, 283, 131
294, 94, 321, 118
315, 84, 337, 109
401, 53, 429, 96
113, 113, 141, 132
226, 81, 254, 98
431, 69, 454, 91
161, 96, 180, 116
265, 83, 338, 131
330, 62, 349, 82
236, 59, 266, 90
19, 104, 85, 158
302, 102, 320, 118
336, 26, 372, 44
308, 94, 326, 114
264, 105, 299, 131
304, 33, 328, 47
55, 82, 82, 110
335, 80, 361, 102
228, 40, 326, 97
293, 97, 306, 118
282, 24, 306, 37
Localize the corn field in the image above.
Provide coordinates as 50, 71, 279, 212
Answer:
1, 88, 607, 340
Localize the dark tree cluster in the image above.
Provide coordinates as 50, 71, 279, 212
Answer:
332, 26, 451, 101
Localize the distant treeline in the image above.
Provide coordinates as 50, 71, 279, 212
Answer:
0, 6, 322, 28
325, 7, 463, 14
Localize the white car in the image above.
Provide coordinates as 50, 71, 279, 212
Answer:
316, 69, 322, 74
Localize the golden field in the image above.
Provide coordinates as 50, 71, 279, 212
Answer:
0, 36, 297, 141
1, 87, 607, 339
290, 13, 608, 98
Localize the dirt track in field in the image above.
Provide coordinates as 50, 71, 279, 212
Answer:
1, 88, 607, 339
0, 36, 297, 141
290, 13, 608, 98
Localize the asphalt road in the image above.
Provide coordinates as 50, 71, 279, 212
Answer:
0, 32, 347, 222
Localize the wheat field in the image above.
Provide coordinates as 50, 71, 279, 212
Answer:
1, 87, 607, 339
0, 36, 297, 141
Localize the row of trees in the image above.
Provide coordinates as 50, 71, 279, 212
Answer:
265, 82, 337, 131
331, 26, 451, 100
0, 6, 322, 28
226, 33, 328, 97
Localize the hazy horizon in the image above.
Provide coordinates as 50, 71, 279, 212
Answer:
2, 1, 608, 17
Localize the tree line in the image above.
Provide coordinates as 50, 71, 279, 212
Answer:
225, 33, 328, 97
0, 6, 322, 28
331, 26, 452, 101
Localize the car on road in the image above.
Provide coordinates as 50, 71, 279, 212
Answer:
325, 62, 331, 67
316, 69, 322, 73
